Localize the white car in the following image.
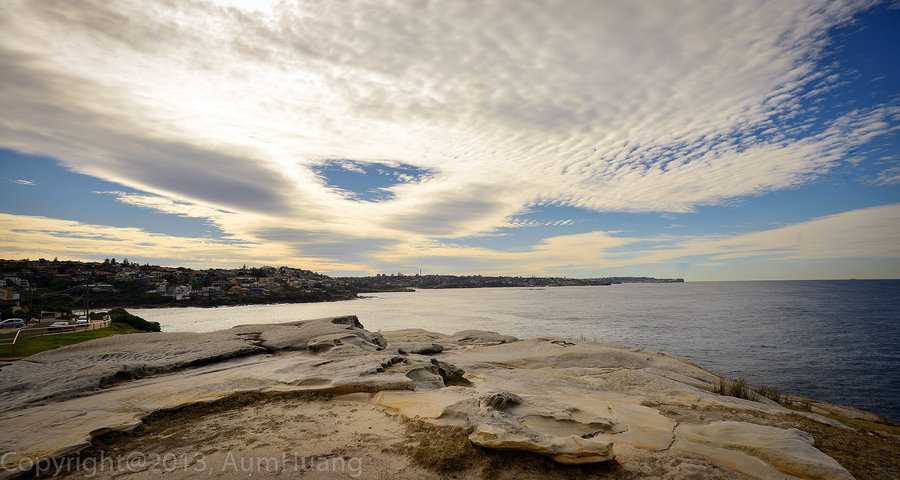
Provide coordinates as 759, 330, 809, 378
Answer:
75, 316, 91, 325
0, 318, 24, 329
48, 321, 72, 331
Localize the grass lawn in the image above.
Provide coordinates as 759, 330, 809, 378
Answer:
0, 323, 145, 359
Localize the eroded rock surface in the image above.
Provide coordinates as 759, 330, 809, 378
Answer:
0, 318, 862, 480
675, 421, 854, 480
0, 315, 386, 413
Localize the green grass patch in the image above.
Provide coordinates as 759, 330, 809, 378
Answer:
0, 323, 144, 359
821, 413, 900, 436
781, 402, 900, 436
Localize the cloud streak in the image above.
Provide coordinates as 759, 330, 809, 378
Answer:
8, 178, 35, 186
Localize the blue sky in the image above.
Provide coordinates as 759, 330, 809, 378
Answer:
0, 0, 898, 280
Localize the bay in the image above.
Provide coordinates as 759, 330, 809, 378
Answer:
131, 280, 900, 420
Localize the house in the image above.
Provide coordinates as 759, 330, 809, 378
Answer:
200, 286, 225, 298
0, 287, 19, 301
227, 285, 249, 295
236, 281, 264, 294
89, 284, 116, 292
173, 285, 192, 301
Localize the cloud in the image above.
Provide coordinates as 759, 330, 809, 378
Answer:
0, 213, 365, 271
371, 204, 900, 275
693, 204, 900, 261
0, 0, 895, 272
1, 203, 896, 277
508, 218, 576, 228
8, 178, 35, 186
872, 166, 900, 185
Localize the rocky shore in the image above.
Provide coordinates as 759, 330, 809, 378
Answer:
0, 316, 896, 479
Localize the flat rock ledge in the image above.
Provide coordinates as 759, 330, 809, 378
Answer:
0, 316, 863, 479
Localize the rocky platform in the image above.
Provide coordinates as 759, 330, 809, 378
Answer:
0, 317, 893, 479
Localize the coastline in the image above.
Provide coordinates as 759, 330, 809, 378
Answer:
1, 316, 896, 479
126, 283, 900, 421
115, 292, 361, 310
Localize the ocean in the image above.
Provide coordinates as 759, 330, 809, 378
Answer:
131, 280, 900, 420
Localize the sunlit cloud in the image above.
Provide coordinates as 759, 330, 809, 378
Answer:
0, 213, 365, 272
1, 202, 896, 277
372, 204, 900, 275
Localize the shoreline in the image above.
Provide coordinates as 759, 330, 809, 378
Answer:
112, 293, 362, 310
121, 286, 900, 421
84, 282, 692, 311
1, 315, 895, 426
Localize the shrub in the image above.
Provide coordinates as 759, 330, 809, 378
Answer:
754, 384, 781, 403
107, 308, 161, 332
715, 377, 754, 400
715, 377, 786, 404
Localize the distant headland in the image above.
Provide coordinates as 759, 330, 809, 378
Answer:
340, 273, 684, 292
0, 258, 682, 314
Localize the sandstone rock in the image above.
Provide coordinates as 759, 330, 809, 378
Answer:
0, 348, 417, 476
0, 331, 266, 412
429, 358, 468, 385
436, 392, 621, 465
480, 391, 523, 410
372, 387, 474, 419
675, 421, 854, 480
233, 315, 387, 352
396, 342, 444, 355
0, 317, 388, 413
0, 320, 866, 480
469, 423, 614, 464
446, 329, 518, 345
405, 367, 446, 390
380, 328, 448, 343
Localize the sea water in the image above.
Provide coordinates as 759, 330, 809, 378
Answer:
131, 280, 900, 420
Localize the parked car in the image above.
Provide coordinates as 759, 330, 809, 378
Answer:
0, 318, 24, 329
75, 316, 90, 325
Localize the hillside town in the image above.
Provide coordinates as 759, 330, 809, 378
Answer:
0, 258, 683, 319
0, 258, 356, 317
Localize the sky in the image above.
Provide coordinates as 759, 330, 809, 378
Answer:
1, 0, 899, 280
